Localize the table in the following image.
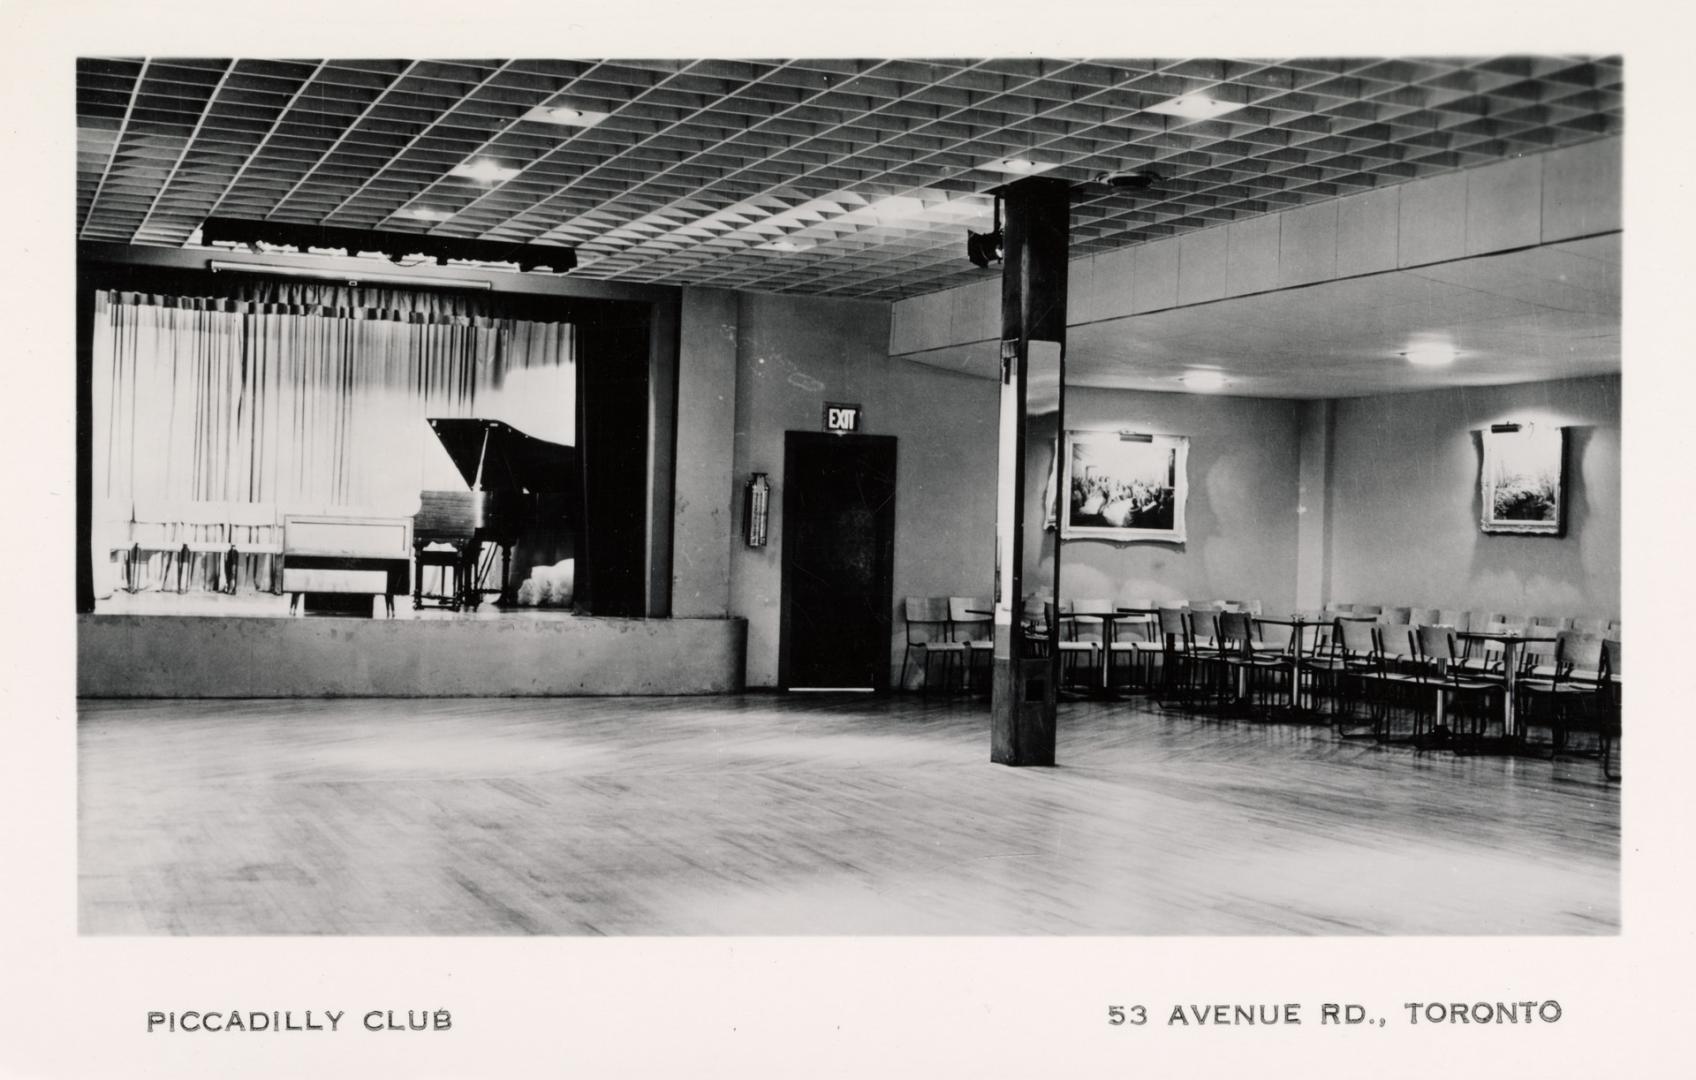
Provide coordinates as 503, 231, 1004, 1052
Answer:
1253, 614, 1336, 714
1454, 629, 1528, 741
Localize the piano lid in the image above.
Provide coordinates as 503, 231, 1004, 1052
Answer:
426, 418, 577, 494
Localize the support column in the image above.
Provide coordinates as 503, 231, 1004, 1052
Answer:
990, 177, 1070, 766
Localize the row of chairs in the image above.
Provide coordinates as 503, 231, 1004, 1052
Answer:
98, 499, 283, 595
903, 597, 1622, 779
1316, 622, 1621, 774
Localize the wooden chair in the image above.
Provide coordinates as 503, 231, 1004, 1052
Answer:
1215, 610, 1286, 717
948, 597, 994, 693
1518, 632, 1608, 760
93, 498, 133, 598
1372, 623, 1431, 743
225, 502, 282, 593
900, 598, 968, 695
1154, 606, 1195, 708
1330, 617, 1384, 736
1414, 625, 1504, 753
127, 498, 189, 593
1059, 599, 1111, 691
178, 501, 234, 593
1601, 639, 1622, 780
1380, 606, 1413, 626
1433, 609, 1471, 632
1106, 600, 1160, 691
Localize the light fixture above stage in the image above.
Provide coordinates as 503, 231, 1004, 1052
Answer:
198, 218, 577, 274
966, 194, 1004, 269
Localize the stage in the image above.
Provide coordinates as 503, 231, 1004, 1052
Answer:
79, 592, 746, 697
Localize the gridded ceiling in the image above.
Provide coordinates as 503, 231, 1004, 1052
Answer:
77, 56, 1623, 301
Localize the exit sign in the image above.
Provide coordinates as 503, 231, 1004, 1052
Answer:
824, 402, 863, 433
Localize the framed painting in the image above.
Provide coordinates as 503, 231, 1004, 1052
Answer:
1480, 425, 1565, 536
1058, 431, 1189, 542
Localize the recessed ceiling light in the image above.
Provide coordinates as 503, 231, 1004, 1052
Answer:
408, 207, 449, 221
1146, 94, 1246, 121
981, 157, 1058, 176
1178, 370, 1230, 391
1403, 343, 1459, 366
523, 103, 610, 128
449, 159, 520, 184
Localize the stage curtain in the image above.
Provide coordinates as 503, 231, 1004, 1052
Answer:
91, 288, 575, 597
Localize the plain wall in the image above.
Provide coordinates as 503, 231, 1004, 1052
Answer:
722, 290, 1309, 686
1029, 388, 1305, 612
1326, 374, 1621, 619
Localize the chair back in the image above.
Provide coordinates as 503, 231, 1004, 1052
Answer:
1112, 609, 1157, 643
1572, 616, 1610, 636
1532, 614, 1573, 630
1603, 638, 1622, 679
1406, 608, 1439, 627
1433, 609, 1470, 631
1216, 611, 1254, 654
1380, 606, 1413, 625
903, 597, 951, 643
948, 597, 992, 644
1338, 618, 1379, 657
1157, 606, 1189, 640
1493, 613, 1531, 629
1352, 604, 1383, 617
1067, 599, 1112, 644
1378, 623, 1417, 662
1416, 624, 1457, 667
1517, 636, 1559, 674
1325, 603, 1355, 614
1556, 631, 1606, 682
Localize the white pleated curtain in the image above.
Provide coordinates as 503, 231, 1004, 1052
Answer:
91, 288, 575, 596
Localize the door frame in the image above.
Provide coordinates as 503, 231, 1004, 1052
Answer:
777, 431, 898, 692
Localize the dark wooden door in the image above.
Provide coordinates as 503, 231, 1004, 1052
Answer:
779, 432, 897, 690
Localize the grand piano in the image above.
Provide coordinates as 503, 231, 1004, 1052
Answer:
414, 418, 579, 610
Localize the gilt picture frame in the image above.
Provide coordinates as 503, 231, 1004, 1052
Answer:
1480, 424, 1566, 536
1058, 430, 1189, 542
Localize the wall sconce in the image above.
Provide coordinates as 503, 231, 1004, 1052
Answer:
744, 473, 770, 547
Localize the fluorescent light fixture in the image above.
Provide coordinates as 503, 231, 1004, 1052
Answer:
981, 156, 1058, 176
1403, 343, 1459, 366
407, 207, 449, 221
757, 239, 813, 252
1178, 370, 1230, 391
206, 260, 492, 290
523, 103, 610, 128
449, 159, 520, 184
1146, 94, 1246, 121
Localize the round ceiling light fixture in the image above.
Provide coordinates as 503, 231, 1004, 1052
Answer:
1178, 370, 1230, 391
1402, 343, 1459, 366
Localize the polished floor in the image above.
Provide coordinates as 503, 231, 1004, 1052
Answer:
78, 693, 1619, 935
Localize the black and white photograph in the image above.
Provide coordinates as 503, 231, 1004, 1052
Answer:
1060, 430, 1188, 540
5, 3, 1692, 1077
66, 44, 1625, 935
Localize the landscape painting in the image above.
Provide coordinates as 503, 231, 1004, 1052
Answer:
1481, 425, 1566, 535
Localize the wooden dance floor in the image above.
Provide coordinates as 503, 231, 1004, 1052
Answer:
78, 694, 1619, 935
